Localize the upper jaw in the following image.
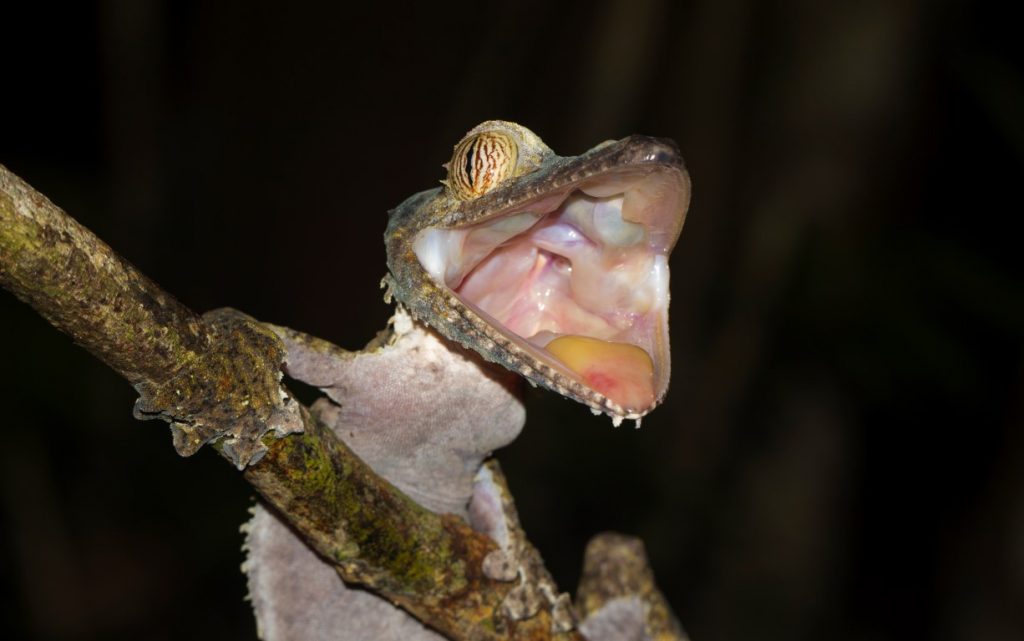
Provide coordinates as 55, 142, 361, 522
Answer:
436, 135, 688, 230
387, 135, 690, 423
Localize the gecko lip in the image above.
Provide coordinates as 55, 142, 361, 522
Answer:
413, 141, 689, 417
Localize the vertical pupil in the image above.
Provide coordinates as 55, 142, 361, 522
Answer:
463, 140, 476, 185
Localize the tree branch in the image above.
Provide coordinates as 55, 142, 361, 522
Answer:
577, 534, 689, 641
0, 163, 580, 641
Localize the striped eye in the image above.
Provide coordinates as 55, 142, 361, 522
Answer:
447, 131, 519, 200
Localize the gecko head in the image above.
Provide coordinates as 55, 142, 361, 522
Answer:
385, 121, 691, 423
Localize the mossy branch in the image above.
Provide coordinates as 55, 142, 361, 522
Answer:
0, 163, 581, 641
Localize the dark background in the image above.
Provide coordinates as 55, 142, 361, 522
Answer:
1, 1, 1021, 640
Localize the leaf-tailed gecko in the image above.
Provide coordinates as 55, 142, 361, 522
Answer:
243, 121, 691, 640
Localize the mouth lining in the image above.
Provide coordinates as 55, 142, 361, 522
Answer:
412, 164, 687, 415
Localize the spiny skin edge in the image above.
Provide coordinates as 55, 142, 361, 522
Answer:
385, 132, 690, 423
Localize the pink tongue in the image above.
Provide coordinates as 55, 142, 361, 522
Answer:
545, 335, 655, 411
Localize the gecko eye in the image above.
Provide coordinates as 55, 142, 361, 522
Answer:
447, 131, 519, 200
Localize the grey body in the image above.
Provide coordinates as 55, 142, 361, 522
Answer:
244, 312, 524, 641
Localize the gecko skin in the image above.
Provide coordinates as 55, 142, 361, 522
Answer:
244, 122, 691, 641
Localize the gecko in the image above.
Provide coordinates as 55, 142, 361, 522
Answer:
386, 120, 690, 425
244, 121, 691, 640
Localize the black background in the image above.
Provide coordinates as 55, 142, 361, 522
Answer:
1, 2, 1022, 640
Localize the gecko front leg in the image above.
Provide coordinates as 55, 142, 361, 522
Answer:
470, 460, 576, 633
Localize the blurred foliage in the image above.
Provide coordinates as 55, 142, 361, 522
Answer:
1, 1, 1021, 640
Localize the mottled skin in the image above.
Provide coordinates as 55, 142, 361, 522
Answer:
385, 121, 689, 420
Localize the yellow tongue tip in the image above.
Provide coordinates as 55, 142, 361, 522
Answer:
546, 335, 655, 411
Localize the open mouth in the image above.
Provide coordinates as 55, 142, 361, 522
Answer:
411, 166, 688, 416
